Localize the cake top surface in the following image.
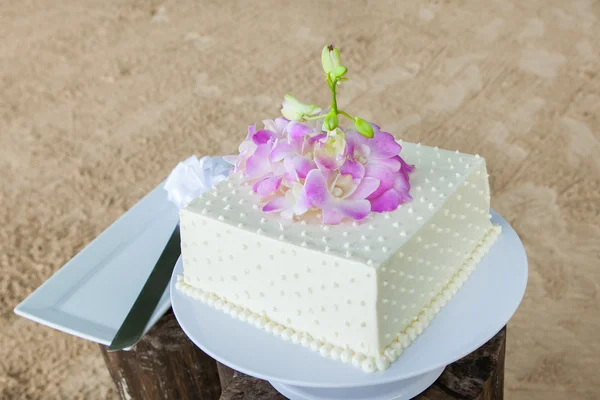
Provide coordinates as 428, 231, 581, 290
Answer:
184, 142, 484, 267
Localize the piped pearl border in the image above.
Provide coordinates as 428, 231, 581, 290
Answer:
176, 225, 501, 373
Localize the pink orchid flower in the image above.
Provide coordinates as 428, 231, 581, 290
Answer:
314, 128, 347, 171
304, 169, 379, 225
230, 113, 413, 223
238, 124, 288, 196
369, 170, 412, 212
398, 154, 415, 176
262, 117, 290, 137
262, 182, 312, 220
270, 121, 318, 181
368, 154, 414, 211
344, 125, 402, 181
343, 125, 413, 212
223, 124, 259, 172
225, 122, 286, 174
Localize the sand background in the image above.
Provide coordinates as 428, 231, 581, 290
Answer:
1, 0, 599, 398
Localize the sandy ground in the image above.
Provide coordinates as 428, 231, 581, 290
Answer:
1, 0, 599, 398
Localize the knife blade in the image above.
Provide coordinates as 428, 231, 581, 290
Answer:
108, 225, 181, 351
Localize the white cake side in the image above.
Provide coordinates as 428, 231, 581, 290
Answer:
178, 142, 500, 372
376, 160, 493, 352
179, 211, 380, 356
176, 225, 500, 372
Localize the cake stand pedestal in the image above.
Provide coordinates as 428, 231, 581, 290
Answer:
220, 327, 506, 399
270, 366, 445, 400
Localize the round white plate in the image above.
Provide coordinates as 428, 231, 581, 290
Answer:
171, 210, 527, 389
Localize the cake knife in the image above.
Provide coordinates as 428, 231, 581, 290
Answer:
108, 226, 181, 351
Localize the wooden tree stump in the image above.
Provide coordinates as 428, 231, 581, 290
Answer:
100, 310, 222, 400
220, 328, 506, 400
101, 311, 505, 400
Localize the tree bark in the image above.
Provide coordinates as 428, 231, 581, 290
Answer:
100, 310, 222, 400
220, 328, 506, 400
101, 310, 505, 400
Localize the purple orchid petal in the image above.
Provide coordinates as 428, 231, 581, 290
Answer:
338, 199, 371, 220
397, 155, 415, 174
245, 143, 272, 177
253, 129, 276, 145
234, 140, 257, 172
349, 177, 380, 200
376, 157, 401, 172
275, 117, 289, 134
292, 156, 315, 179
331, 173, 357, 199
370, 188, 402, 212
393, 170, 411, 192
346, 130, 367, 152
319, 167, 337, 185
356, 143, 371, 159
308, 132, 328, 146
304, 169, 331, 208
340, 159, 365, 181
287, 122, 313, 140
238, 139, 255, 155
263, 118, 289, 136
270, 142, 295, 162
345, 134, 357, 153
368, 131, 402, 159
284, 169, 300, 183
222, 154, 238, 166
245, 125, 257, 141
303, 132, 326, 157
263, 196, 288, 212
294, 186, 312, 215
252, 175, 282, 196
289, 135, 305, 154
365, 163, 396, 199
283, 157, 300, 182
314, 147, 344, 171
398, 188, 413, 203
322, 209, 344, 225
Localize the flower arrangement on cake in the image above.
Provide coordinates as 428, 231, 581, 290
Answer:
224, 45, 413, 225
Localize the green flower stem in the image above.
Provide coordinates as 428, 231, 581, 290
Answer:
330, 78, 338, 115
304, 114, 327, 121
295, 45, 370, 136
337, 110, 355, 122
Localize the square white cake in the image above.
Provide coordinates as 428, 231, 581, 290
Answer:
176, 141, 500, 372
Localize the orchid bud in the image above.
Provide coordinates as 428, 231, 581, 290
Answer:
321, 45, 342, 74
321, 46, 333, 74
323, 112, 339, 131
331, 65, 347, 79
281, 94, 322, 121
355, 117, 374, 138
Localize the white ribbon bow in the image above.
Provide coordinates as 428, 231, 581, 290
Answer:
164, 155, 233, 209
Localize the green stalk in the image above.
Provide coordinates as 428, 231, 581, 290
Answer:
338, 110, 354, 122
304, 114, 327, 121
330, 78, 338, 114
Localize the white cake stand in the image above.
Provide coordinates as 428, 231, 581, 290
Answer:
171, 210, 528, 399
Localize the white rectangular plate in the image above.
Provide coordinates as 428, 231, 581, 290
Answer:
14, 183, 179, 347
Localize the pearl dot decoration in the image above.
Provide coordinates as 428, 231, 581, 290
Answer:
177, 142, 499, 373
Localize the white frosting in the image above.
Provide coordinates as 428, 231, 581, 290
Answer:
340, 349, 353, 363
177, 225, 500, 372
177, 142, 501, 372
